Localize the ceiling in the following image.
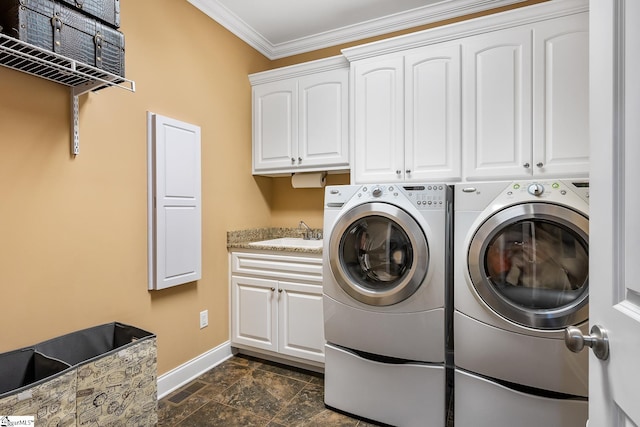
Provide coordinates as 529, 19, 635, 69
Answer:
187, 0, 528, 59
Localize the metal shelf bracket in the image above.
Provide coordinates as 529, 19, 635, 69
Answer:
72, 93, 80, 155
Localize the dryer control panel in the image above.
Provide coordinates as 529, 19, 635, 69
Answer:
502, 180, 590, 204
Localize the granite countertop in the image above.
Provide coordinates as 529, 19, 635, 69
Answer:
227, 227, 323, 254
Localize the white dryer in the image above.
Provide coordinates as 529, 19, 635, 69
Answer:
453, 180, 589, 427
322, 183, 452, 427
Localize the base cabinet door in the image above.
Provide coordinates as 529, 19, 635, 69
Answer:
231, 276, 278, 353
278, 280, 325, 363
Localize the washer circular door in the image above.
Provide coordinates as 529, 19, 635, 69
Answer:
468, 202, 589, 329
329, 202, 429, 306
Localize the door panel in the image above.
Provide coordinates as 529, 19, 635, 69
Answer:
298, 69, 349, 168
352, 57, 404, 183
534, 14, 589, 177
231, 276, 277, 352
589, 1, 640, 424
405, 43, 461, 181
148, 113, 201, 290
278, 281, 324, 362
463, 27, 532, 180
253, 80, 297, 171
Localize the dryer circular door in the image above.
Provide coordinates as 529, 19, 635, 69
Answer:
329, 202, 429, 306
468, 202, 589, 329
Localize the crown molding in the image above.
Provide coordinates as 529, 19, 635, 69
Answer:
187, 0, 273, 56
188, 0, 531, 60
341, 0, 589, 62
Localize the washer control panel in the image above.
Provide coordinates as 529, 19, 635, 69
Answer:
356, 184, 450, 210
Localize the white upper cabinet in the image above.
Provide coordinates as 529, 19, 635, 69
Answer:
532, 14, 589, 178
352, 55, 405, 183
462, 27, 533, 180
298, 70, 349, 170
352, 43, 461, 184
463, 13, 589, 180
251, 56, 349, 175
405, 44, 462, 181
345, 0, 589, 183
252, 80, 297, 172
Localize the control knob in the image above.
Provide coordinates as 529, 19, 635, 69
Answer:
528, 183, 544, 196
371, 186, 383, 197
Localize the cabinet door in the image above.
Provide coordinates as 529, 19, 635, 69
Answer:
532, 13, 589, 178
148, 113, 201, 290
298, 68, 349, 170
231, 276, 278, 352
405, 43, 462, 181
278, 280, 325, 363
463, 27, 533, 180
352, 56, 405, 183
253, 80, 298, 173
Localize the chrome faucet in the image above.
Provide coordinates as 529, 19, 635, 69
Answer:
299, 221, 313, 240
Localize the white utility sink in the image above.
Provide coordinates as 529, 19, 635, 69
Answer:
248, 237, 323, 249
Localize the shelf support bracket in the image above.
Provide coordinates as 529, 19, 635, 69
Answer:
71, 91, 80, 156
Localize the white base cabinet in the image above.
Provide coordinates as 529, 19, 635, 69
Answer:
230, 251, 325, 364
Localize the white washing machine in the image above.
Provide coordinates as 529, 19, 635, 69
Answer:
322, 183, 452, 427
453, 179, 589, 427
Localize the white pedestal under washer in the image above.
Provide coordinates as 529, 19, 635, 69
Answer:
322, 183, 452, 426
453, 180, 589, 426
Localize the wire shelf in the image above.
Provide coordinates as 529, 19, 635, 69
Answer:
0, 33, 135, 155
0, 33, 135, 95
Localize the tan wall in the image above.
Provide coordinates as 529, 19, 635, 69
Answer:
270, 174, 350, 229
0, 0, 548, 376
0, 0, 271, 375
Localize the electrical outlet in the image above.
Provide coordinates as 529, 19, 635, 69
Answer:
199, 310, 208, 329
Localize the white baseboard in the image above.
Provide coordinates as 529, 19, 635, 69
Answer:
157, 341, 233, 399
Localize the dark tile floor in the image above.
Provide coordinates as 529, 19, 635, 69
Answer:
158, 354, 381, 426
